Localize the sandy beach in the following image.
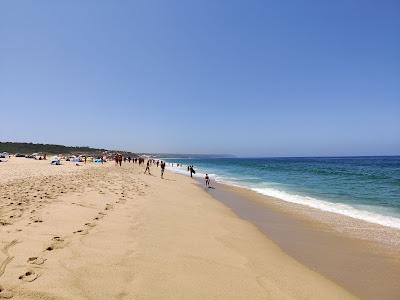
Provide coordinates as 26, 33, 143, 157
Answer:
3, 0, 398, 298
0, 157, 359, 299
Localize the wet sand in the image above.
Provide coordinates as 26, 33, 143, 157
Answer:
0, 157, 355, 299
206, 182, 400, 300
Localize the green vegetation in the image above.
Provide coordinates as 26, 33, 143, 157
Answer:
0, 142, 233, 158
0, 142, 107, 155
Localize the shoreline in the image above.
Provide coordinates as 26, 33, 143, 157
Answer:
200, 179, 400, 299
165, 161, 400, 231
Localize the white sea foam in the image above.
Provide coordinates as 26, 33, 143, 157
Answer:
166, 164, 209, 179
250, 187, 400, 230
166, 163, 400, 230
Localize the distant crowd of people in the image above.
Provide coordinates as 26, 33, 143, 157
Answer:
113, 155, 167, 178
112, 154, 212, 188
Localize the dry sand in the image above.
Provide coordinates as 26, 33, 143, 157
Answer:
0, 158, 355, 299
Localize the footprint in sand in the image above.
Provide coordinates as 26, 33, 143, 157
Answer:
0, 286, 13, 299
18, 270, 39, 282
27, 257, 46, 265
45, 237, 65, 251
73, 229, 89, 235
52, 236, 64, 242
0, 220, 11, 226
45, 246, 55, 251
105, 204, 113, 211
85, 222, 96, 228
116, 198, 127, 204
94, 212, 106, 221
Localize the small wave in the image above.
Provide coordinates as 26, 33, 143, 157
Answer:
165, 161, 400, 230
251, 187, 400, 230
166, 165, 207, 179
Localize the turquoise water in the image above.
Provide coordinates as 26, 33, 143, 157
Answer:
166, 157, 400, 229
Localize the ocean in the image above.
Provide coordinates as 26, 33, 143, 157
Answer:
165, 157, 400, 229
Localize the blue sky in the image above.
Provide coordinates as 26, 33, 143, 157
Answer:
1, 0, 399, 156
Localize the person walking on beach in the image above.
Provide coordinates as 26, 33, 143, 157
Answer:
144, 160, 151, 174
189, 166, 195, 178
118, 154, 123, 166
205, 174, 210, 187
160, 161, 165, 178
